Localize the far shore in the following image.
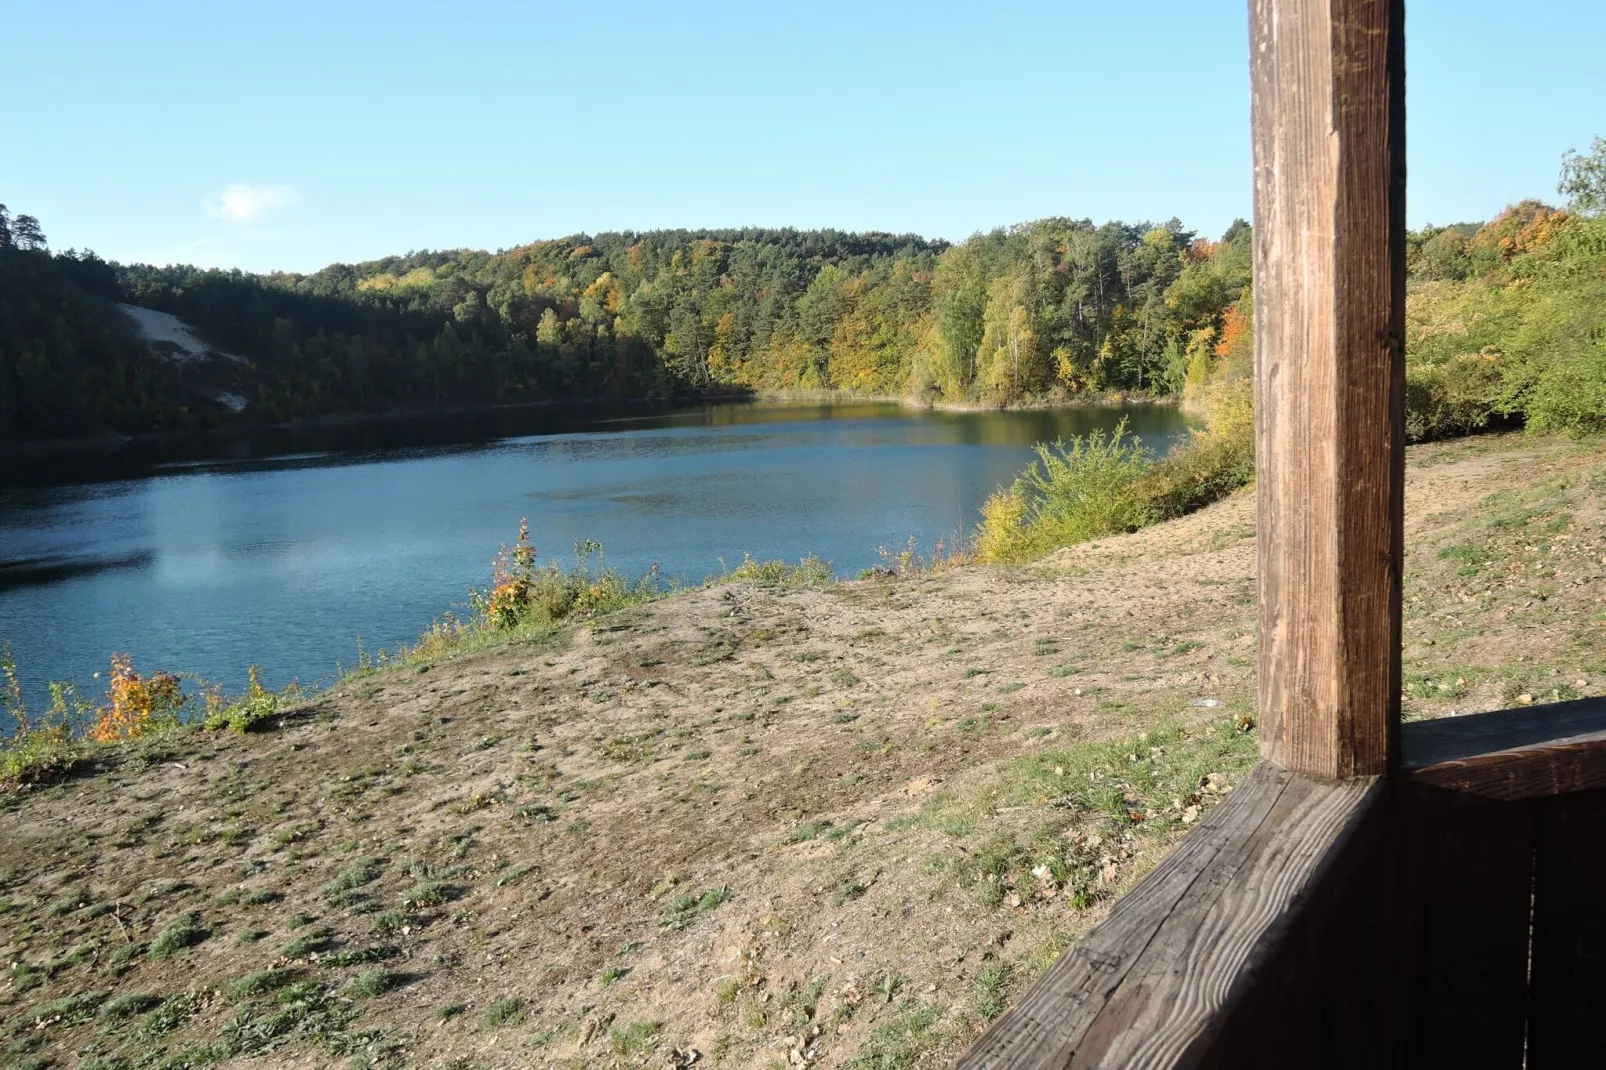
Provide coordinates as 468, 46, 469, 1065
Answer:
0, 389, 1185, 463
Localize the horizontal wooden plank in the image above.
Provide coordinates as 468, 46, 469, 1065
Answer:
958, 762, 1383, 1069
1400, 697, 1606, 801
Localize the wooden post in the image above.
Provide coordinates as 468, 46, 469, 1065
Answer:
1251, 0, 1406, 779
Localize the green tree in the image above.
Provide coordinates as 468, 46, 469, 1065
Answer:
1559, 137, 1606, 217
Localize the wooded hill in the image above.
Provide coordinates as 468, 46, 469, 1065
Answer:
2, 137, 1602, 442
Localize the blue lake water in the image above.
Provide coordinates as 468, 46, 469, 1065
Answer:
0, 400, 1191, 715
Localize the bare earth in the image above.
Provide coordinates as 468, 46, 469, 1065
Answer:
2, 433, 1603, 1069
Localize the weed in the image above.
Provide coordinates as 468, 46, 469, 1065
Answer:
787, 818, 835, 844
148, 912, 207, 959
661, 886, 732, 930
202, 665, 289, 733
611, 1018, 659, 1056
436, 1002, 468, 1022
483, 996, 524, 1028
349, 969, 401, 998
229, 969, 299, 1000
97, 993, 163, 1020
402, 880, 458, 907
282, 929, 334, 958
138, 992, 203, 1038
28, 990, 109, 1027
321, 944, 400, 967
721, 554, 835, 588
322, 856, 386, 900
370, 911, 405, 935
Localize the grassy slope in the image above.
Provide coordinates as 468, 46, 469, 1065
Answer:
1, 433, 1603, 1070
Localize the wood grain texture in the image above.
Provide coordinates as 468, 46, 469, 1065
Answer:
1400, 697, 1606, 800
957, 763, 1382, 1069
1527, 790, 1606, 1069
1251, 0, 1406, 778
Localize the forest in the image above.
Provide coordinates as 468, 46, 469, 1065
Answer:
1, 137, 1602, 443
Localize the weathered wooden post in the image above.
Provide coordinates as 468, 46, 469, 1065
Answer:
958, 3, 1410, 1063
1251, 0, 1407, 778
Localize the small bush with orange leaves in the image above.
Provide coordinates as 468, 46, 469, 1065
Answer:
90, 653, 186, 743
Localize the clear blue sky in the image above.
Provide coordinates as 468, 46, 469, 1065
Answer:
3, 0, 1601, 273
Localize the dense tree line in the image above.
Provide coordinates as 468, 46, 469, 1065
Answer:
3, 137, 1601, 443
0, 206, 207, 441
0, 215, 1256, 441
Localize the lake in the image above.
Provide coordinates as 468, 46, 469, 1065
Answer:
0, 400, 1191, 714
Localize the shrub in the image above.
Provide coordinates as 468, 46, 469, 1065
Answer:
976, 420, 1157, 563
1404, 355, 1507, 442
1, 651, 90, 791
470, 525, 665, 630
976, 387, 1259, 565
202, 666, 288, 733
722, 553, 835, 587
91, 653, 185, 743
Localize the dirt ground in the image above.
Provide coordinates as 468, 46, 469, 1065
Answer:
2, 433, 1603, 1070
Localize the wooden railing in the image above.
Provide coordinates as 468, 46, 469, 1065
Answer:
959, 698, 1606, 1068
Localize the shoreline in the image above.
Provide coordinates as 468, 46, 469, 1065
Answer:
0, 389, 1184, 463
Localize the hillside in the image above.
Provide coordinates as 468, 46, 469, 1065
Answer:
2, 432, 1602, 1068
7, 135, 1605, 445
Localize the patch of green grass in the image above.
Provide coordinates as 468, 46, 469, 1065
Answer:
436, 1002, 468, 1022
282, 929, 334, 958
322, 857, 386, 901
98, 993, 163, 1020
148, 913, 207, 959
218, 979, 362, 1056
848, 1002, 945, 1069
370, 911, 404, 935
611, 1018, 659, 1056
27, 990, 109, 1027
321, 944, 400, 968
483, 996, 524, 1028
9, 961, 41, 992
787, 818, 835, 844
228, 969, 300, 1000
970, 963, 1013, 1023
402, 880, 458, 907
349, 969, 401, 998
661, 886, 732, 931
1437, 543, 1492, 576
138, 992, 204, 1039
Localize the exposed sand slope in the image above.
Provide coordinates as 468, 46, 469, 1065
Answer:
1, 433, 1602, 1069
118, 304, 250, 412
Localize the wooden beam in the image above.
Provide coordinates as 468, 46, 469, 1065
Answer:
957, 763, 1384, 1068
1251, 0, 1407, 777
1400, 697, 1606, 800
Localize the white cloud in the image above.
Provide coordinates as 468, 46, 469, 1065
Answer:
206, 183, 296, 223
